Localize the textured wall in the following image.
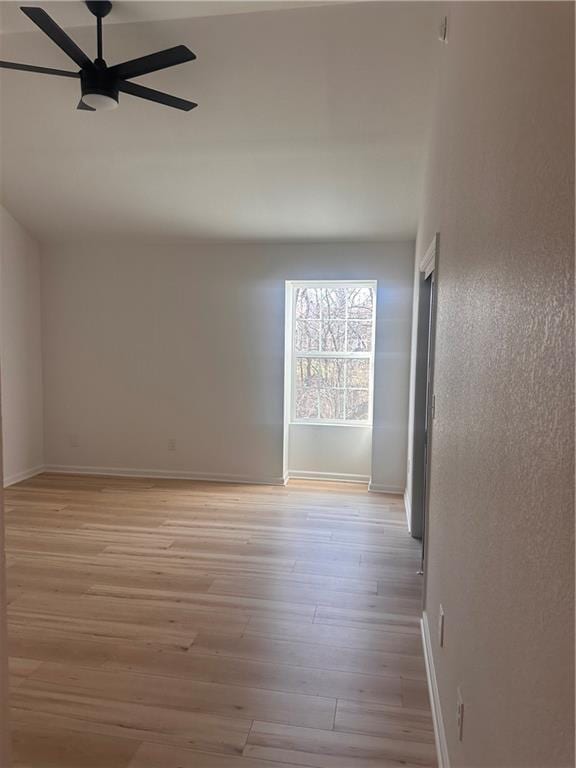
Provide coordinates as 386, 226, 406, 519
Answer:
418, 3, 574, 766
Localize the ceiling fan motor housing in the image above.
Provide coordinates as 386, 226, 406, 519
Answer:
80, 62, 119, 108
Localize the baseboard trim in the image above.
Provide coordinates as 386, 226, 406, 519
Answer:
368, 481, 404, 495
421, 611, 450, 768
3, 464, 45, 488
44, 465, 286, 487
404, 488, 412, 533
287, 470, 370, 484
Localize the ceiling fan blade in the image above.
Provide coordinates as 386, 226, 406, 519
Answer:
20, 7, 92, 70
0, 60, 79, 78
109, 45, 195, 81
118, 80, 197, 111
77, 99, 95, 111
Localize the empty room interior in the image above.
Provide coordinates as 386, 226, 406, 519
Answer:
0, 2, 573, 767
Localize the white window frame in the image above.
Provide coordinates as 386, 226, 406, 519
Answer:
289, 280, 377, 427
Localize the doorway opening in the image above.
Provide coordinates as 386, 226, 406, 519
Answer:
283, 280, 377, 484
408, 234, 438, 583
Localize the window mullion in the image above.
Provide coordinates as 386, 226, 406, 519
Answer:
295, 352, 370, 359
344, 290, 348, 419
343, 358, 347, 420
319, 288, 324, 353
344, 289, 349, 354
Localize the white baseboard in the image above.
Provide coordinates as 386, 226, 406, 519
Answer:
404, 488, 412, 533
3, 464, 45, 488
287, 470, 370, 484
44, 465, 286, 486
368, 481, 404, 495
421, 611, 450, 768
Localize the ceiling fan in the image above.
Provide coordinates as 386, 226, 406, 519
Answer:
0, 1, 197, 112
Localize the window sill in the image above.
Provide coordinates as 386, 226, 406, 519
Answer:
290, 421, 373, 428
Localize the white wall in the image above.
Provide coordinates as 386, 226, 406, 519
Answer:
417, 3, 574, 767
41, 241, 413, 490
0, 206, 44, 486
369, 271, 414, 492
288, 424, 372, 482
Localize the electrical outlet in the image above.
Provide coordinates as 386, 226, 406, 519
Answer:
168, 439, 176, 452
456, 687, 464, 741
69, 433, 79, 448
438, 604, 445, 647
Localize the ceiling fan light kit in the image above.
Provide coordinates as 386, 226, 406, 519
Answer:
81, 91, 118, 111
0, 0, 198, 112
80, 66, 119, 111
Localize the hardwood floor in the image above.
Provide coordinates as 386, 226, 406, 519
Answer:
4, 473, 435, 768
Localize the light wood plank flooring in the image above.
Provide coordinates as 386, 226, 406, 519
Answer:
5, 473, 435, 768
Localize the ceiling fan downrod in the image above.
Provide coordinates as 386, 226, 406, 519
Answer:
86, 1, 111, 63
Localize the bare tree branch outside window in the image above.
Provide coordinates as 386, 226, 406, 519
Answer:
293, 283, 376, 423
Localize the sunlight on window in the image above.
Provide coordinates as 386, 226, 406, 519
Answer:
292, 283, 376, 424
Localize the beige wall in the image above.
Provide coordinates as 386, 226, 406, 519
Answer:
0, 206, 44, 486
418, 3, 574, 767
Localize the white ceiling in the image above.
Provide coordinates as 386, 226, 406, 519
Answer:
0, 1, 439, 242
0, 1, 333, 32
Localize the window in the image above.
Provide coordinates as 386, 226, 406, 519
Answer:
290, 281, 376, 425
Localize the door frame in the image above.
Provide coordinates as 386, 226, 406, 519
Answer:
418, 234, 439, 604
